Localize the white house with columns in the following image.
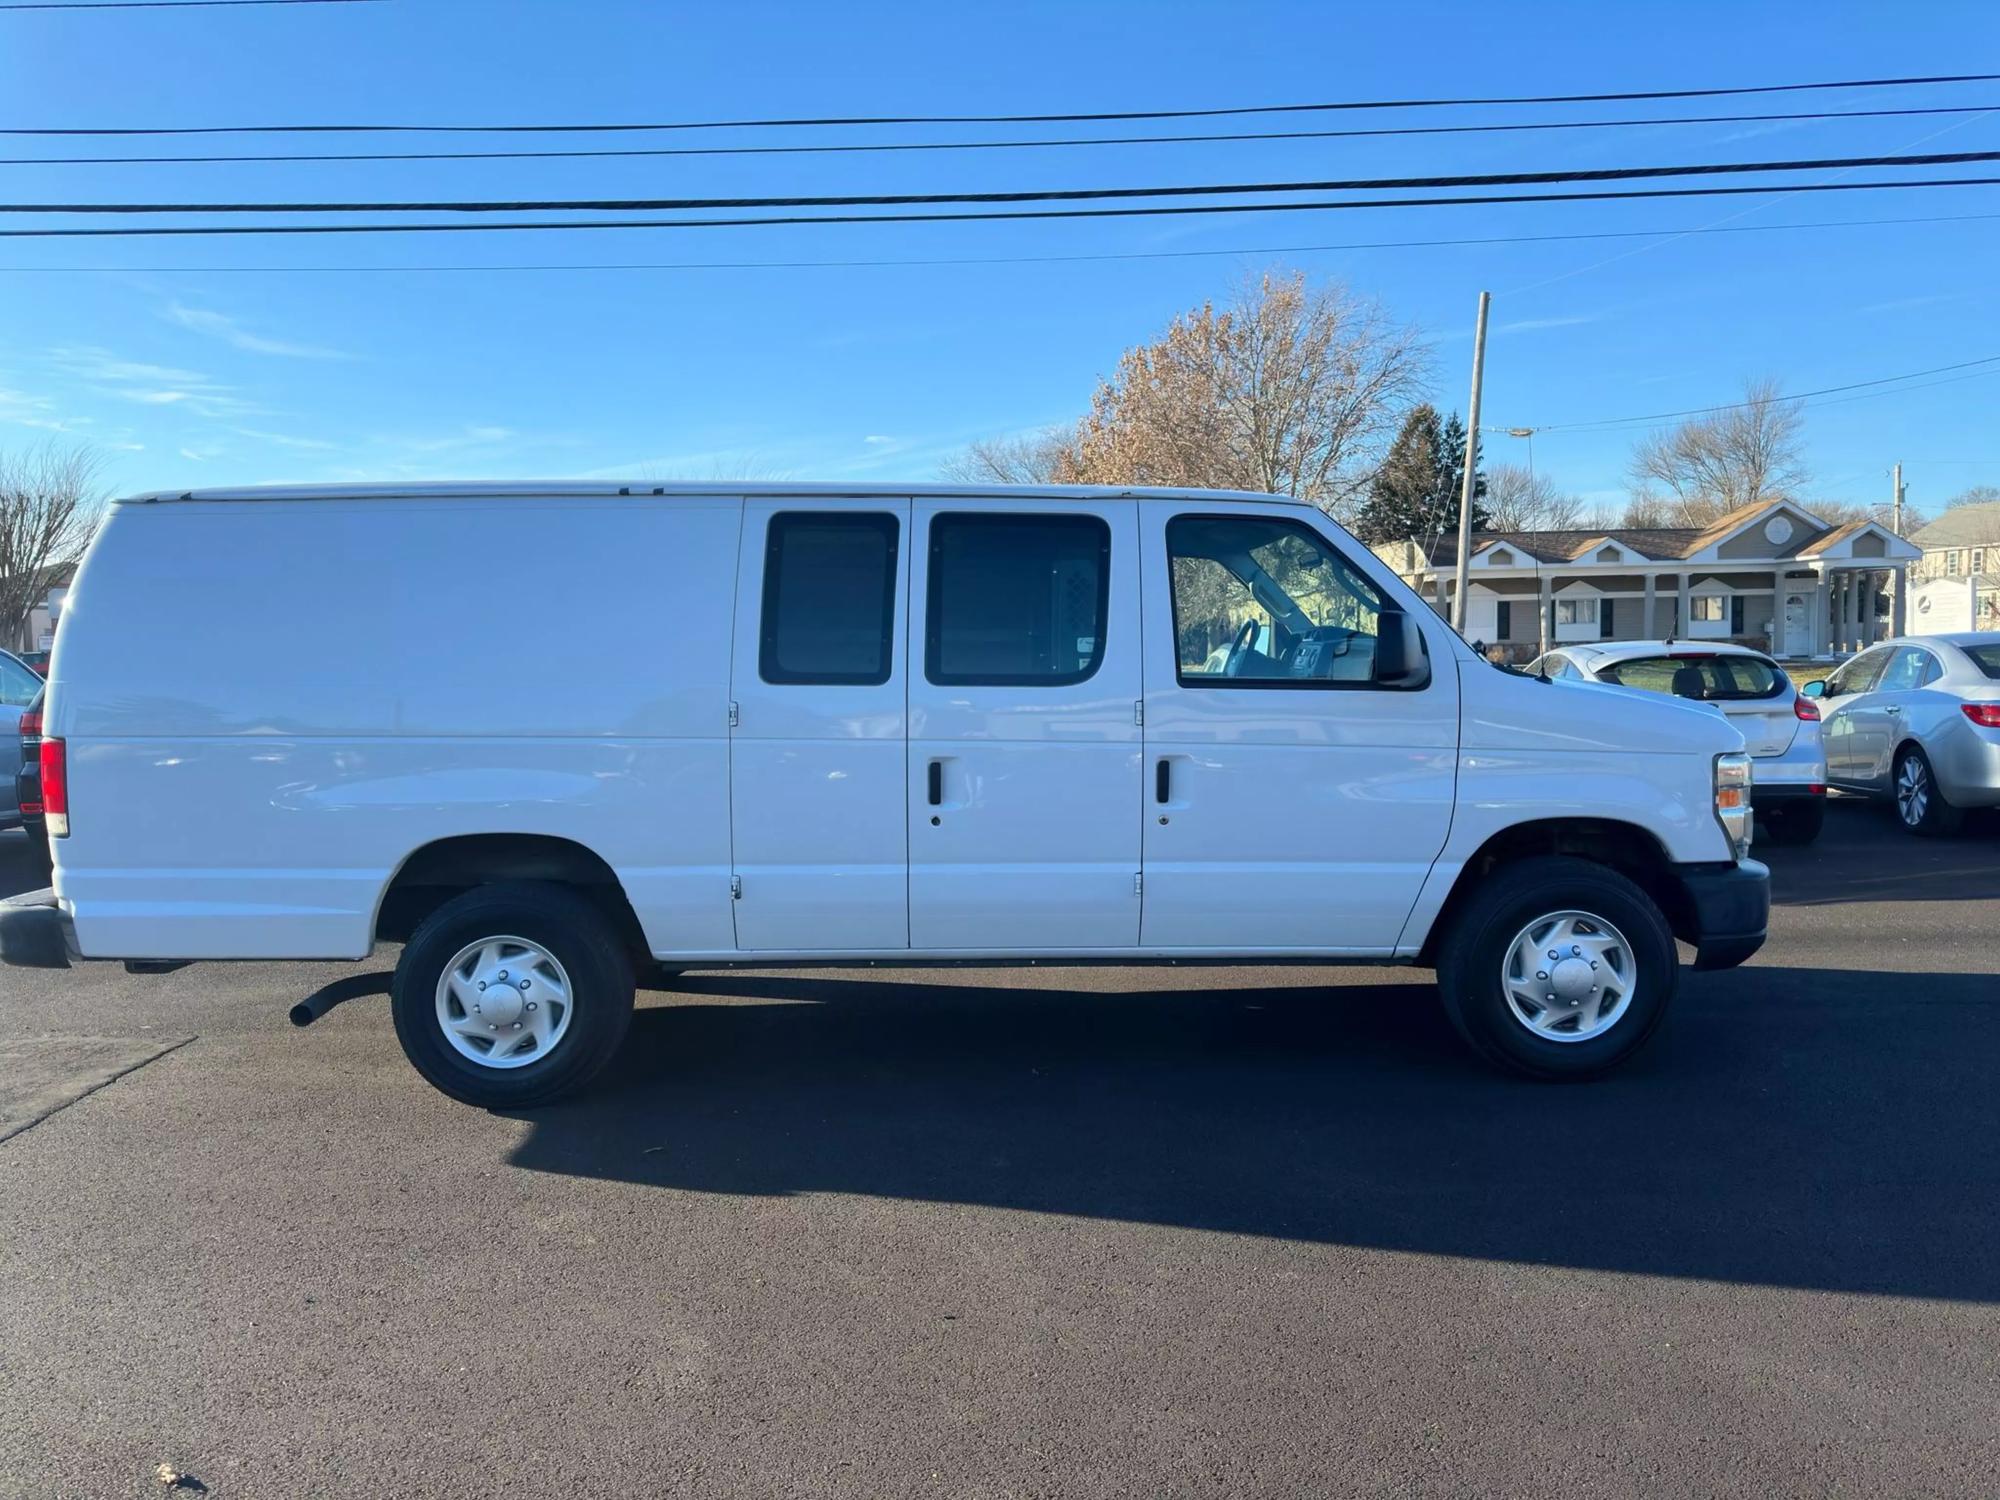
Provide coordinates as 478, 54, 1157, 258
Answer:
1375, 497, 1921, 661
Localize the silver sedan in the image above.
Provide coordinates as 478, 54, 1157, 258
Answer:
1804, 632, 2000, 835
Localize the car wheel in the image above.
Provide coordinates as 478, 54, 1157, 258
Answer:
391, 881, 635, 1108
1435, 855, 1679, 1080
1762, 801, 1825, 845
1893, 745, 1962, 837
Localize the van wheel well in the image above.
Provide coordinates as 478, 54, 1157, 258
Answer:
1416, 819, 1692, 966
373, 835, 649, 960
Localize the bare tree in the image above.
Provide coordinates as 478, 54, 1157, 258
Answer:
1626, 377, 1807, 527
1483, 462, 1586, 532
1055, 271, 1430, 521
938, 428, 1075, 485
0, 445, 101, 651
1945, 483, 2000, 510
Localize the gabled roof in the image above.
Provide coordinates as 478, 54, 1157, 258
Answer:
1426, 526, 1703, 565
1910, 500, 2000, 548
1796, 519, 1920, 560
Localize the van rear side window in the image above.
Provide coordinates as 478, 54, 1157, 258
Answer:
925, 513, 1110, 686
758, 512, 899, 686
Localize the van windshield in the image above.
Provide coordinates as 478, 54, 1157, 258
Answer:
1598, 654, 1786, 701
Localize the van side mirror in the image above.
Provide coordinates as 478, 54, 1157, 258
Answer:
1801, 679, 1827, 699
1373, 608, 1431, 689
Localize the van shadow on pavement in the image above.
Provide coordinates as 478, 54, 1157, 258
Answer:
506, 962, 2000, 1304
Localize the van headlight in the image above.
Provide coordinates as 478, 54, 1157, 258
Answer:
1714, 752, 1753, 859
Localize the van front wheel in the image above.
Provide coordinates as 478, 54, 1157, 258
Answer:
1435, 856, 1678, 1079
391, 882, 635, 1108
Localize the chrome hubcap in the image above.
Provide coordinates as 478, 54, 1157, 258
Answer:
434, 935, 572, 1070
1897, 757, 1928, 825
1501, 910, 1636, 1043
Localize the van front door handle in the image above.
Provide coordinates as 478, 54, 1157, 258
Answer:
928, 760, 943, 805
1156, 758, 1170, 803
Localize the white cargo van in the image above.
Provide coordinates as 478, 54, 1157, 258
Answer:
1, 484, 1767, 1105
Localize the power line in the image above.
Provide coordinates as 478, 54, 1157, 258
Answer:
6, 73, 1998, 134
1534, 355, 2000, 432
6, 102, 1998, 167
5, 174, 1999, 237
12, 147, 2000, 215
5, 209, 1993, 272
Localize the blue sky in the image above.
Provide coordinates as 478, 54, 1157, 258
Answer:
2, 0, 1998, 517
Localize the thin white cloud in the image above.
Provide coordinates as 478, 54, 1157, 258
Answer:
164, 302, 350, 361
863, 434, 896, 445
394, 424, 517, 454
1496, 314, 1602, 334
52, 343, 259, 419
231, 427, 338, 451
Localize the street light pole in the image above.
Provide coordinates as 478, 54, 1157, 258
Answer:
1451, 290, 1492, 634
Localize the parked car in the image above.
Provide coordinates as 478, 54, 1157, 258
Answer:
0, 483, 1768, 1105
1526, 641, 1828, 844
16, 649, 50, 677
16, 686, 49, 878
1803, 631, 2000, 835
0, 649, 42, 834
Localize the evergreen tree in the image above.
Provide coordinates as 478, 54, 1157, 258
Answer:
1353, 404, 1488, 544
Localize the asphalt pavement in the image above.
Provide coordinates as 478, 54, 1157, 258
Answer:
1, 800, 1996, 1498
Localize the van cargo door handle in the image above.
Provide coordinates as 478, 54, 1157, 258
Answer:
1155, 758, 1170, 803
928, 760, 943, 805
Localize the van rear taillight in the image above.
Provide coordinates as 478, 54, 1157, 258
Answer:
39, 736, 68, 837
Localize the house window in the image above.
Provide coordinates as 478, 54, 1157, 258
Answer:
1947, 550, 1962, 574
1555, 598, 1598, 626
1599, 597, 1616, 638
1495, 600, 1513, 640
1975, 549, 1986, 575
1731, 596, 1745, 635
1690, 595, 1727, 623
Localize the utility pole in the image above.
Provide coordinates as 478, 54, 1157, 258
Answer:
1890, 462, 1907, 638
1451, 290, 1491, 635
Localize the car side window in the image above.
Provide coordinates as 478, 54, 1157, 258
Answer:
758, 512, 899, 686
1877, 648, 1933, 693
925, 513, 1109, 686
1828, 647, 1889, 697
1167, 514, 1385, 687
0, 656, 38, 707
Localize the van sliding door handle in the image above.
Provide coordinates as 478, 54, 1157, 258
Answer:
928, 760, 943, 805
1155, 758, 1171, 803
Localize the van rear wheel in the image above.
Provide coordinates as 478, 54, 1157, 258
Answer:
391, 882, 634, 1108
1435, 856, 1677, 1080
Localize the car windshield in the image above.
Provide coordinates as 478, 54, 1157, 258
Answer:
1598, 654, 1785, 701
1964, 643, 2000, 680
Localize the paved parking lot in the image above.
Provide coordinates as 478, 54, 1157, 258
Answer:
2, 801, 1997, 1498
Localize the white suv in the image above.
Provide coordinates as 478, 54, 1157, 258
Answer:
1, 483, 1767, 1105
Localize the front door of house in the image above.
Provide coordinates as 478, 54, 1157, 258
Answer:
1784, 592, 1810, 652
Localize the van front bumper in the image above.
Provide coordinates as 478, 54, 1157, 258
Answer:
0, 888, 74, 970
1677, 859, 1770, 971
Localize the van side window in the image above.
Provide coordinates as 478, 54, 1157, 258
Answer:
758, 512, 899, 686
925, 513, 1109, 686
1168, 514, 1383, 687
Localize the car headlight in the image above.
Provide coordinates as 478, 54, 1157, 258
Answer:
1714, 751, 1753, 859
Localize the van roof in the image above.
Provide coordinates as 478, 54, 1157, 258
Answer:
117, 481, 1310, 507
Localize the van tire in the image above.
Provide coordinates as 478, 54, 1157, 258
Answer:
1434, 856, 1678, 1080
391, 882, 634, 1109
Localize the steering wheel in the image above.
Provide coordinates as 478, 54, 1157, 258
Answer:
1223, 617, 1260, 676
